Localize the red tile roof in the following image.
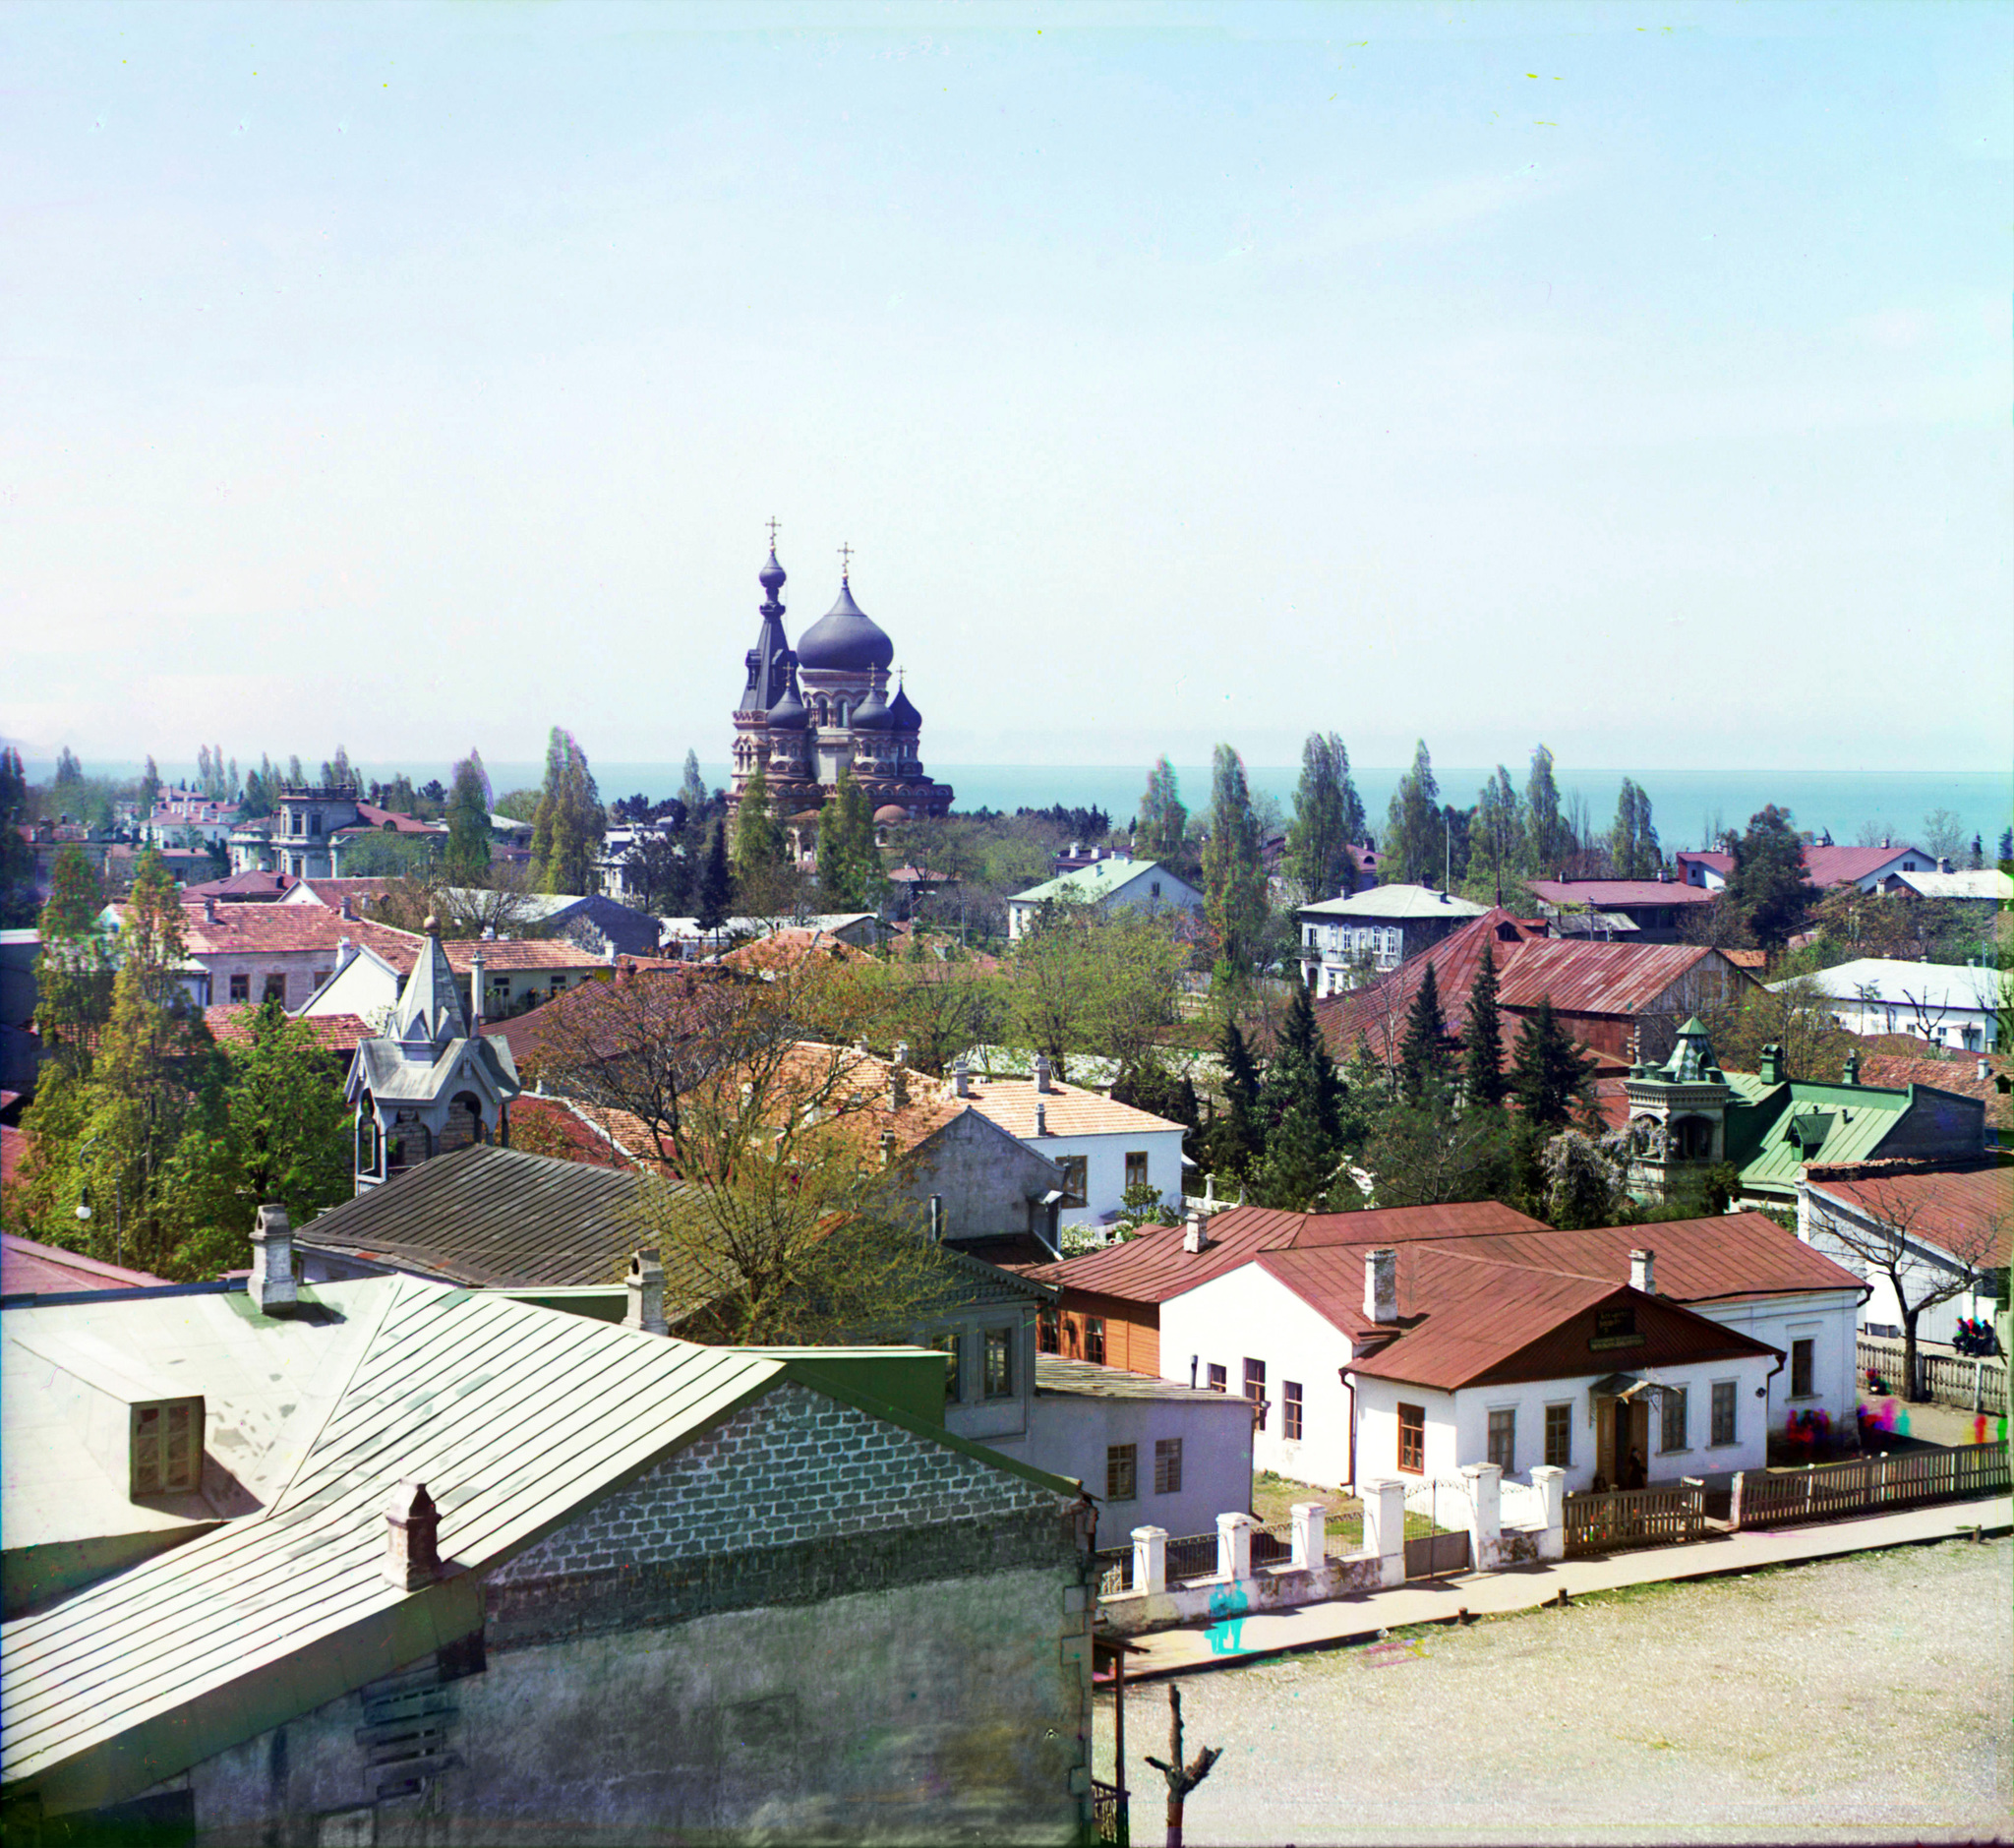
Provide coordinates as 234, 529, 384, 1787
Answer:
1804, 1167, 2014, 1267
332, 805, 445, 837
180, 871, 300, 903
1856, 1051, 2011, 1133
2, 1230, 173, 1295
203, 1005, 374, 1053
960, 1074, 1184, 1141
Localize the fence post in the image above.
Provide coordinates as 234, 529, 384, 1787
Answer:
1132, 1525, 1167, 1597
1459, 1461, 1502, 1571
1729, 1470, 1748, 1532
1530, 1465, 1567, 1562
1217, 1512, 1257, 1583
1361, 1478, 1407, 1587
1975, 1359, 1985, 1414
1682, 1477, 1704, 1541
1289, 1502, 1328, 1572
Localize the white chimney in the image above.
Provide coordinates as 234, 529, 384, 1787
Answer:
469, 948, 486, 1032
953, 1056, 972, 1100
927, 1195, 944, 1242
1183, 1209, 1208, 1254
1630, 1248, 1655, 1295
624, 1248, 668, 1337
1034, 1054, 1052, 1095
340, 894, 355, 921
1979, 1057, 1990, 1082
249, 1203, 298, 1315
1364, 1247, 1397, 1325
383, 1481, 441, 1590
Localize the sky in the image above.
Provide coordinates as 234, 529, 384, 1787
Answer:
3, 0, 2010, 775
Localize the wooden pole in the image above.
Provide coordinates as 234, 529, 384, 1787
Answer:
1114, 1642, 1127, 1806
1144, 1682, 1220, 1848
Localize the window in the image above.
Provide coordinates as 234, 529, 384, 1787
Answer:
983, 1326, 1014, 1399
1085, 1316, 1105, 1365
1124, 1151, 1150, 1191
1487, 1408, 1515, 1473
1544, 1402, 1572, 1468
1151, 881, 1162, 899
229, 974, 250, 1003
1660, 1386, 1689, 1454
934, 1333, 961, 1403
310, 813, 323, 837
1058, 1156, 1088, 1208
132, 1401, 201, 1496
1397, 1402, 1426, 1474
1710, 1380, 1738, 1447
1790, 1339, 1815, 1399
262, 975, 286, 1004
1037, 1308, 1059, 1353
1155, 1438, 1183, 1495
1283, 1381, 1304, 1441
1244, 1358, 1267, 1430
1106, 1444, 1138, 1502
1207, 1363, 1227, 1393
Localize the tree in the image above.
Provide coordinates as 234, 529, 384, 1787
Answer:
1471, 767, 1523, 904
679, 750, 710, 825
1702, 975, 1855, 1082
1806, 1175, 2011, 1404
0, 746, 36, 926
1398, 963, 1453, 1102
1384, 741, 1443, 886
1136, 757, 1189, 866
1200, 744, 1268, 984
1003, 901, 1184, 1083
1509, 996, 1597, 1131
1362, 1086, 1514, 1209
1609, 779, 1662, 880
1540, 1128, 1632, 1231
1283, 732, 1362, 902
1921, 808, 1967, 864
624, 834, 693, 916
1463, 945, 1508, 1108
530, 728, 603, 895
1524, 745, 1571, 878
1201, 1016, 1265, 1182
1725, 805, 1820, 950
54, 747, 84, 788
1998, 828, 2012, 867
320, 745, 356, 791
732, 765, 788, 894
1251, 986, 1349, 1210
137, 754, 161, 823
1144, 1683, 1220, 1848
816, 768, 888, 913
444, 751, 495, 883
695, 819, 734, 932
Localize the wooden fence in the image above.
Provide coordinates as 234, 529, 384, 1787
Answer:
1857, 1336, 2006, 1412
1562, 1478, 1706, 1557
1732, 1441, 2010, 1531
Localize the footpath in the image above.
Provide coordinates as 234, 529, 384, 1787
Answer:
1115, 1491, 2013, 1682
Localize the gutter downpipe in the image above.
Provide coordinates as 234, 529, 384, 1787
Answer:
1338, 1363, 1359, 1490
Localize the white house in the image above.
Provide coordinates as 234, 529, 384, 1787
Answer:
1155, 1213, 1866, 1494
1776, 958, 2006, 1052
1799, 1165, 2010, 1347
1004, 857, 1203, 943
958, 1054, 1185, 1231
1294, 884, 1485, 997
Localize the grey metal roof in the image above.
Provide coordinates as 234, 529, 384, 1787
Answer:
1034, 1355, 1246, 1403
795, 577, 894, 674
1297, 883, 1486, 922
300, 1143, 663, 1287
1, 1276, 789, 1813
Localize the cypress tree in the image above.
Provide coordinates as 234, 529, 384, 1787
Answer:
695, 818, 734, 931
1463, 944, 1507, 1108
1509, 995, 1597, 1131
1398, 962, 1453, 1101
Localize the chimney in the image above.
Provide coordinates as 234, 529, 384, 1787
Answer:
1630, 1248, 1655, 1294
469, 948, 485, 1032
1843, 1049, 1862, 1087
1980, 1057, 1991, 1082
1363, 1247, 1397, 1325
890, 1062, 910, 1111
1937, 856, 1952, 874
880, 1128, 898, 1167
952, 1056, 973, 1100
203, 896, 218, 924
1183, 1209, 1209, 1254
624, 1248, 668, 1336
1757, 1043, 1784, 1086
1034, 1099, 1047, 1136
1439, 889, 1450, 904
249, 1203, 298, 1315
1034, 1053, 1052, 1095
340, 895, 355, 921
383, 1481, 441, 1590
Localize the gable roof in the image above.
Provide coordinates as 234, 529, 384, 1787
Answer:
1007, 858, 1189, 907
1856, 1051, 2011, 1133
1774, 959, 2004, 1012
1, 1234, 171, 1299
1803, 1166, 2014, 1267
1297, 884, 1486, 922
959, 1072, 1185, 1142
1526, 879, 1717, 910
203, 1006, 373, 1055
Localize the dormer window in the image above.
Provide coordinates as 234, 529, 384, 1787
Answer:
132, 1401, 203, 1496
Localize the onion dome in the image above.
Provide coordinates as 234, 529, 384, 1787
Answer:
758, 547, 787, 598
887, 678, 920, 732
765, 665, 807, 730
796, 576, 895, 674
851, 680, 892, 731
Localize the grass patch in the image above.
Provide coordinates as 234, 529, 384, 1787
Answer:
1252, 1468, 1451, 1539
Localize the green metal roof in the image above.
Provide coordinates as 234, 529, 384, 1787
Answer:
1007, 858, 1169, 906
1724, 1075, 1918, 1199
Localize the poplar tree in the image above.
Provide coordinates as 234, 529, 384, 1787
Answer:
444, 751, 495, 882
1200, 744, 1267, 984
1524, 745, 1570, 877
1462, 944, 1508, 1108
1385, 741, 1443, 886
816, 768, 887, 913
137, 754, 162, 824
733, 764, 787, 887
1135, 757, 1189, 865
530, 728, 603, 895
1471, 767, 1522, 901
1284, 732, 1363, 901
1608, 778, 1661, 880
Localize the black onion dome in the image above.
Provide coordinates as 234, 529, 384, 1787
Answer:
758, 548, 787, 596
765, 677, 807, 730
887, 682, 920, 731
796, 579, 895, 673
851, 681, 893, 731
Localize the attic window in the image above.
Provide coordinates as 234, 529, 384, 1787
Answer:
133, 1401, 202, 1496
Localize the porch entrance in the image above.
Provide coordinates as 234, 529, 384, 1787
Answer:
1592, 1376, 1657, 1492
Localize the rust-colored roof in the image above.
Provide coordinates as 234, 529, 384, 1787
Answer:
203, 1005, 373, 1053
180, 871, 299, 903
332, 804, 444, 836
1857, 1051, 2011, 1132
2, 1231, 173, 1296
165, 906, 413, 960
1024, 1199, 1551, 1304
1723, 948, 1769, 972
719, 928, 871, 973
1317, 907, 1747, 1059
1802, 843, 1924, 887
1804, 1167, 2014, 1267
1527, 880, 1716, 909
960, 1074, 1183, 1143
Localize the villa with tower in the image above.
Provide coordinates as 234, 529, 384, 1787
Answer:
729, 534, 954, 844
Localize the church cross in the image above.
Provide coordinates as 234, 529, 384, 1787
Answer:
838, 541, 854, 580
765, 515, 781, 548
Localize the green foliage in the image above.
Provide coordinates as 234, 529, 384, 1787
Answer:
530, 727, 604, 895
1283, 732, 1363, 902
1609, 778, 1661, 880
1509, 996, 1598, 1131
330, 831, 438, 879
32, 847, 113, 1080
1398, 962, 1453, 1103
445, 750, 495, 882
695, 819, 734, 931
1539, 1128, 1631, 1230
1250, 986, 1350, 1210
1201, 1016, 1265, 1181
679, 749, 711, 823
212, 999, 353, 1225
1363, 1083, 1514, 1209
0, 746, 36, 925
1004, 900, 1184, 1082
1136, 757, 1189, 866
1524, 745, 1571, 878
54, 747, 84, 788
494, 788, 542, 823
137, 754, 161, 822
816, 768, 888, 913
1470, 765, 1523, 900
733, 764, 787, 889
1725, 805, 1820, 950
1462, 944, 1508, 1108
1201, 743, 1268, 984
1384, 740, 1443, 886
1110, 1055, 1201, 1133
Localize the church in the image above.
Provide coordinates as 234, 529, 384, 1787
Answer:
729, 536, 954, 835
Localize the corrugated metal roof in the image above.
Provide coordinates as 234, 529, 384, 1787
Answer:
1008, 858, 1171, 905
1722, 1075, 1916, 1196
1527, 880, 1717, 909
1034, 1355, 1248, 1402
1, 1235, 171, 1297
1297, 884, 1486, 922
1805, 1167, 2014, 1266
1, 1278, 789, 1806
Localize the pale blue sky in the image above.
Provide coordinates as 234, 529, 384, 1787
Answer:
4, 1, 2009, 772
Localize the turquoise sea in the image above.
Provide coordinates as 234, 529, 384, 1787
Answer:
34, 757, 2011, 855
